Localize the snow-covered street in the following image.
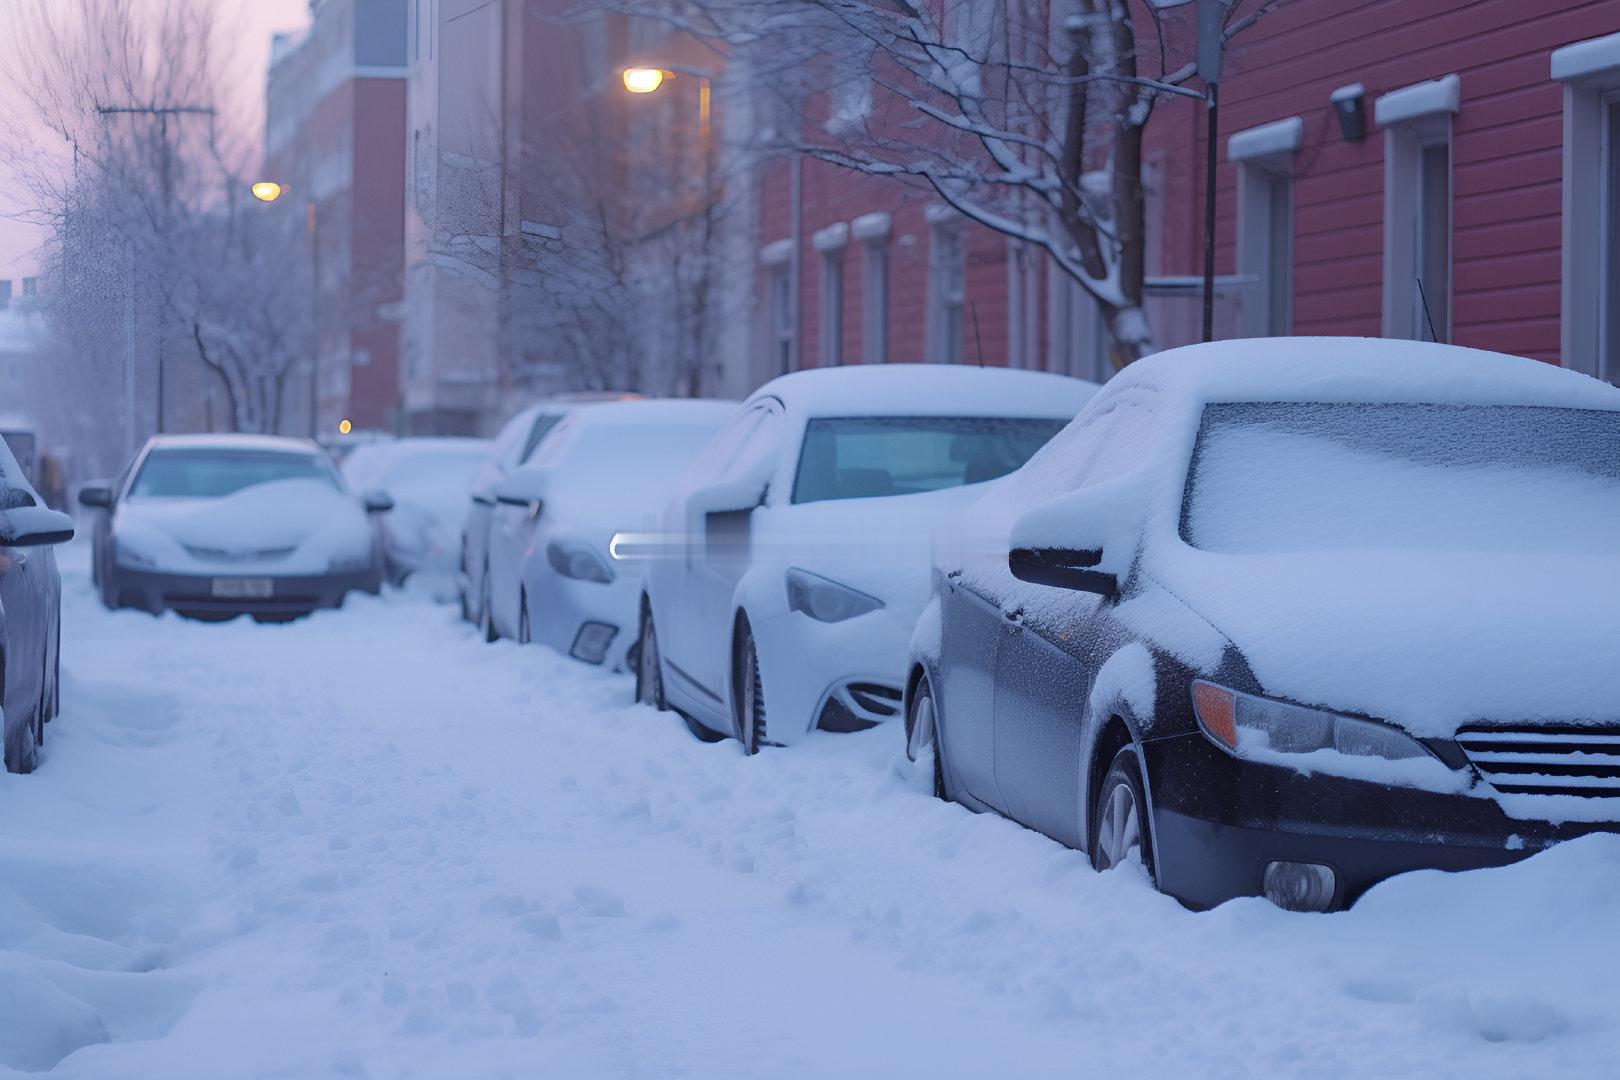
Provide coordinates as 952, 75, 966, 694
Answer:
2, 549, 1617, 1079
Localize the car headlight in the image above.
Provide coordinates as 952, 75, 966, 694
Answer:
546, 539, 614, 583
327, 552, 373, 574
113, 539, 158, 570
785, 568, 884, 623
1191, 680, 1430, 762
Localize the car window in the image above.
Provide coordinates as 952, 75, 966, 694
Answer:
489, 410, 536, 470
791, 416, 1065, 504
129, 449, 340, 499
1183, 402, 1620, 555
518, 412, 567, 465
680, 404, 777, 490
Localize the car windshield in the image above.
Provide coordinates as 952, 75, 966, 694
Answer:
1183, 402, 1620, 555
792, 416, 1067, 504
130, 449, 338, 499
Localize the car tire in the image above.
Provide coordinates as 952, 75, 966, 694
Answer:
479, 563, 497, 643
906, 676, 947, 801
733, 621, 766, 756
635, 601, 666, 711
4, 706, 40, 775
1090, 746, 1157, 884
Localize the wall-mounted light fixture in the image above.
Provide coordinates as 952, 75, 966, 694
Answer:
1331, 83, 1367, 142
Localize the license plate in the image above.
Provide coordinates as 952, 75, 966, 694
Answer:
211, 577, 274, 599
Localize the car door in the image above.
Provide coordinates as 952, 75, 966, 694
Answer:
990, 402, 1154, 845
935, 566, 1011, 811
686, 403, 784, 701
0, 479, 45, 729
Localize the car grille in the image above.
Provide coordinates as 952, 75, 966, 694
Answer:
183, 544, 297, 563
1455, 723, 1620, 798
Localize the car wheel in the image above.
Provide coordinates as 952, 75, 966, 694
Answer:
4, 707, 39, 775
1091, 746, 1156, 884
733, 622, 766, 756
635, 601, 665, 710
906, 676, 947, 800
479, 563, 497, 643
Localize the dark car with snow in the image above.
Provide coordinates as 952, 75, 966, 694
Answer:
0, 434, 73, 773
80, 435, 392, 621
905, 338, 1620, 912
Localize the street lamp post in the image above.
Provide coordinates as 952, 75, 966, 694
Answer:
251, 181, 321, 437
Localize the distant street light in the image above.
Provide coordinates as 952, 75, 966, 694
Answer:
251, 181, 285, 203
622, 67, 666, 95
338, 419, 352, 435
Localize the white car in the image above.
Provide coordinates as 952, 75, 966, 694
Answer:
635, 365, 1098, 752
341, 437, 491, 586
461, 394, 638, 634
482, 400, 735, 667
80, 435, 392, 621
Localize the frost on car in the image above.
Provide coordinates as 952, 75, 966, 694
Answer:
637, 364, 1099, 753
908, 337, 1620, 912
80, 435, 389, 621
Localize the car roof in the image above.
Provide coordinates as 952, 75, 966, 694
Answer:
550, 398, 738, 430
749, 364, 1100, 420
1110, 337, 1620, 411
145, 433, 322, 454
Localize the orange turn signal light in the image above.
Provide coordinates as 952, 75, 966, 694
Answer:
1192, 680, 1237, 749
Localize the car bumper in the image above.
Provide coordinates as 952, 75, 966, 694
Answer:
751, 606, 913, 744
1143, 731, 1620, 910
107, 565, 380, 619
526, 569, 642, 669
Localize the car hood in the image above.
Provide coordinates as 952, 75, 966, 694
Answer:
1155, 546, 1620, 738
115, 480, 373, 574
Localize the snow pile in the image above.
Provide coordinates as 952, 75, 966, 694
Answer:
1, 545, 1616, 1077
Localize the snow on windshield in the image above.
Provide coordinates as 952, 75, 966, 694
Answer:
130, 449, 338, 499
1182, 403, 1620, 556
792, 416, 1067, 504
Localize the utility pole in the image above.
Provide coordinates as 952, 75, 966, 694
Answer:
96, 103, 215, 435
1197, 0, 1228, 344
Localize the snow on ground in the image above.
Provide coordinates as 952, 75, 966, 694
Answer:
2, 546, 1618, 1078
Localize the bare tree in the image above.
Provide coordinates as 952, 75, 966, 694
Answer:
607, 0, 1280, 367
1, 0, 314, 447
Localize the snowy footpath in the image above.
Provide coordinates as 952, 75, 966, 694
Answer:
2, 551, 1618, 1079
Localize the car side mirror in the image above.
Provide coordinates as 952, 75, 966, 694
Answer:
78, 482, 114, 509
362, 490, 395, 513
1009, 547, 1116, 597
0, 506, 76, 547
1006, 474, 1145, 596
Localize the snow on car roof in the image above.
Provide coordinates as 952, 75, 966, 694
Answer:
146, 433, 322, 454
750, 364, 1099, 419
1112, 337, 1620, 411
552, 398, 739, 429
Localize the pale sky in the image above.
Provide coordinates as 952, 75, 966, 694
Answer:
0, 0, 312, 282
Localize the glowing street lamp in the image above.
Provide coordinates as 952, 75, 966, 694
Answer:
250, 180, 284, 202
338, 418, 353, 435
621, 67, 666, 95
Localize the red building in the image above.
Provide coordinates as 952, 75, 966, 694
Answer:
266, 0, 408, 435
763, 1, 1620, 388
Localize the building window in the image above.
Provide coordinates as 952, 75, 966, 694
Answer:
927, 210, 965, 364
1376, 75, 1459, 343
1554, 34, 1620, 382
770, 267, 793, 375
1229, 116, 1301, 337
862, 242, 888, 363
819, 253, 843, 366
812, 223, 848, 367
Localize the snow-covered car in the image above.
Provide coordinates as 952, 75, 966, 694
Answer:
79, 435, 393, 621
340, 437, 491, 586
905, 337, 1620, 913
461, 393, 639, 633
635, 365, 1098, 752
0, 435, 73, 773
483, 400, 734, 667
